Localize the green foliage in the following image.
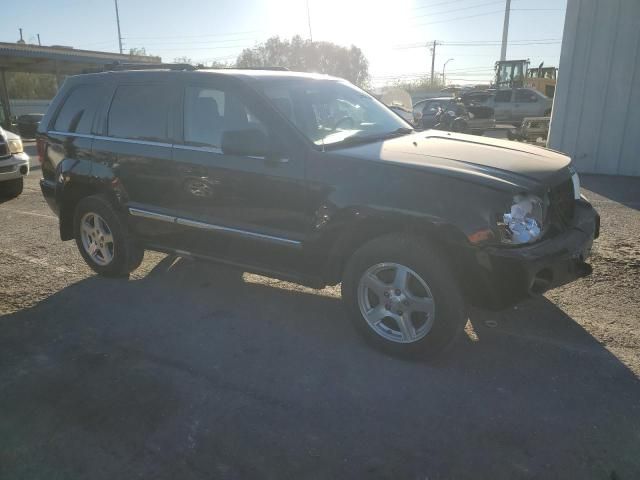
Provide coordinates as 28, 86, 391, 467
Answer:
129, 47, 150, 56
6, 73, 58, 100
173, 56, 193, 64
173, 57, 231, 69
236, 35, 370, 87
389, 77, 444, 93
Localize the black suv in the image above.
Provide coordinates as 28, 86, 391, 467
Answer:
37, 67, 599, 357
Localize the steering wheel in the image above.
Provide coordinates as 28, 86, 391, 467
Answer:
334, 116, 355, 130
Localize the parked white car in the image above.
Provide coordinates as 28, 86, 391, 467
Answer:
0, 127, 29, 198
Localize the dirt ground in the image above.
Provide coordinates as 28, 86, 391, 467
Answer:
547, 175, 640, 372
0, 165, 639, 479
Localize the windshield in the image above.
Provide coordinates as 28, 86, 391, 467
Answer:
254, 77, 410, 147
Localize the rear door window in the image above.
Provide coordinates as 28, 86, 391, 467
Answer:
53, 85, 102, 134
494, 90, 512, 103
108, 84, 170, 142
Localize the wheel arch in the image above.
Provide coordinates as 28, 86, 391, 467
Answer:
322, 212, 470, 286
58, 181, 120, 240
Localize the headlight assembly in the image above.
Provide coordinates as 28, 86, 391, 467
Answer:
568, 166, 581, 200
499, 194, 546, 245
7, 138, 23, 154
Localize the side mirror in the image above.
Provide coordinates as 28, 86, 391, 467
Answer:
221, 129, 270, 158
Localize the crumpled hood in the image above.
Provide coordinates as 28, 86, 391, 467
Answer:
333, 130, 571, 191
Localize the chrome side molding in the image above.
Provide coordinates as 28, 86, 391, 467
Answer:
128, 207, 302, 248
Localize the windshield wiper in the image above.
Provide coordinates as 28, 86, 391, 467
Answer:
386, 127, 414, 136
324, 127, 414, 149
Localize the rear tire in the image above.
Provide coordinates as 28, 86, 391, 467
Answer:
342, 234, 467, 359
1, 178, 23, 198
74, 195, 144, 277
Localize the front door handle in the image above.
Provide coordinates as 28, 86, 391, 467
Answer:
179, 165, 207, 176
265, 157, 290, 167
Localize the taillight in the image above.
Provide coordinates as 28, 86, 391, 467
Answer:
36, 136, 46, 165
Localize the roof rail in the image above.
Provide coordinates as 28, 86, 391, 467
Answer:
104, 62, 197, 72
228, 66, 290, 71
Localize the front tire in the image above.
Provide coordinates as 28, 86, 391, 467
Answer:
1, 178, 23, 198
342, 234, 466, 359
74, 195, 144, 277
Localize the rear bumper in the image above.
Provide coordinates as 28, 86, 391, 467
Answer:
40, 178, 59, 216
466, 200, 599, 309
0, 153, 29, 182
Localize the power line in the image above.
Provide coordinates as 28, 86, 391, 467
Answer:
394, 39, 561, 50
413, 0, 507, 20
413, 7, 563, 28
411, 0, 477, 12
124, 37, 260, 47
123, 29, 264, 40
132, 44, 255, 53
414, 9, 506, 27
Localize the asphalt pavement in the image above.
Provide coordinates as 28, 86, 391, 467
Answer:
0, 168, 639, 479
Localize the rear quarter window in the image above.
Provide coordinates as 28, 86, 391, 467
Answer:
53, 85, 103, 134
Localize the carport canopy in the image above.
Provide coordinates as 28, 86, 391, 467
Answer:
0, 42, 161, 125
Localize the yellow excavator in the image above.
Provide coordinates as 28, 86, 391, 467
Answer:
525, 63, 557, 98
494, 60, 557, 98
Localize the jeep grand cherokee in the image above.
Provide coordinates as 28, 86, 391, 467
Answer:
37, 67, 599, 357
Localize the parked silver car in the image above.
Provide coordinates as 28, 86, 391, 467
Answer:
481, 88, 553, 124
0, 127, 29, 198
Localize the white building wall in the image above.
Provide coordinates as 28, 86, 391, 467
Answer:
548, 0, 640, 176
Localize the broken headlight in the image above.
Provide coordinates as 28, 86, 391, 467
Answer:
499, 194, 546, 245
568, 166, 581, 199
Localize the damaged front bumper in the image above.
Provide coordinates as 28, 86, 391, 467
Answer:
466, 200, 600, 309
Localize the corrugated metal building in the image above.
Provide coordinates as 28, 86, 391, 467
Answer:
548, 0, 640, 176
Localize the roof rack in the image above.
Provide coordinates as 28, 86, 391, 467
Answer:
104, 62, 196, 72
227, 66, 289, 71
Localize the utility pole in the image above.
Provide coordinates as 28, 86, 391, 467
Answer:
430, 40, 438, 86
306, 0, 313, 42
500, 0, 511, 61
114, 0, 123, 54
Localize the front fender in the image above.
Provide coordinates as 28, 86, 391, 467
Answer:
304, 152, 513, 284
313, 205, 471, 284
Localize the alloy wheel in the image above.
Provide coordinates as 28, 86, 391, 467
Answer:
357, 262, 436, 343
80, 212, 115, 266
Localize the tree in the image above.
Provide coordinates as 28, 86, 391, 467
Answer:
389, 76, 444, 94
173, 56, 193, 65
129, 47, 150, 56
173, 57, 230, 69
6, 73, 58, 99
236, 36, 369, 87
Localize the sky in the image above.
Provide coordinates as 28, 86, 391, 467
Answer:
3, 0, 567, 86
